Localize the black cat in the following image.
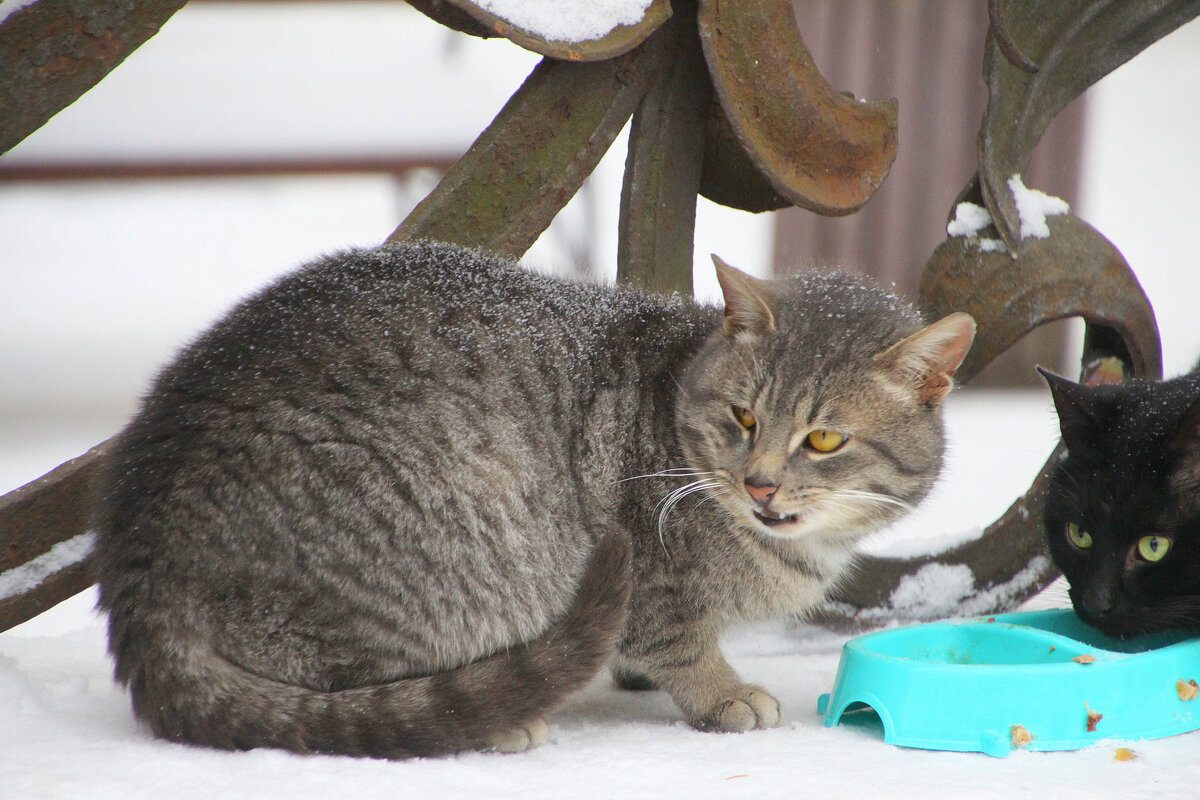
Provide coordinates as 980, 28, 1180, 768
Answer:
1041, 367, 1200, 638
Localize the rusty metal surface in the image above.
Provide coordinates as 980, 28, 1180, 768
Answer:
389, 38, 666, 257
0, 0, 188, 155
979, 0, 1200, 252
430, 0, 673, 62
0, 442, 108, 633
616, 2, 711, 295
406, 0, 497, 40
920, 210, 1162, 385
698, 99, 792, 214
697, 0, 897, 216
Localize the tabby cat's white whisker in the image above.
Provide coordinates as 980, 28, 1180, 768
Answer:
654, 479, 724, 556
617, 468, 715, 484
830, 489, 913, 512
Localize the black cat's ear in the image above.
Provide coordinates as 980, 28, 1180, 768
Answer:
1169, 391, 1200, 490
876, 312, 976, 403
712, 255, 776, 337
1038, 367, 1098, 456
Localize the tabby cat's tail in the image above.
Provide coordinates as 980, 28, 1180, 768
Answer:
122, 532, 631, 758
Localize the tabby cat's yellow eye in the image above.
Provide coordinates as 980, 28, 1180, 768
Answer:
1066, 522, 1093, 550
1137, 535, 1171, 562
807, 429, 846, 453
731, 405, 757, 430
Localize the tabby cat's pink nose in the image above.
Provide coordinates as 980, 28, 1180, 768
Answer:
745, 481, 777, 507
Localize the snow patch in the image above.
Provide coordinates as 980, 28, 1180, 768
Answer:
946, 175, 1068, 250
891, 555, 1055, 622
946, 202, 992, 238
889, 563, 976, 615
474, 0, 654, 43
830, 554, 1055, 626
0, 531, 96, 602
946, 202, 1008, 253
1007, 174, 1070, 239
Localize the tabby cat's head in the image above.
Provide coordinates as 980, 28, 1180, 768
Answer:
675, 258, 975, 547
1043, 370, 1200, 637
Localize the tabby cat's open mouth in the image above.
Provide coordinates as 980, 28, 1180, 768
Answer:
754, 508, 800, 528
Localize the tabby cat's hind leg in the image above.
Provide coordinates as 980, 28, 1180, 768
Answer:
612, 664, 657, 691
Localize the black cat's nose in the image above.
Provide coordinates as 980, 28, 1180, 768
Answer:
1080, 585, 1115, 616
744, 476, 777, 507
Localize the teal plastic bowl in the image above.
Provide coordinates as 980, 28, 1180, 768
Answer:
817, 610, 1200, 756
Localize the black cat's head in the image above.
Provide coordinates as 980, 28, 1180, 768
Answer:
1041, 368, 1200, 637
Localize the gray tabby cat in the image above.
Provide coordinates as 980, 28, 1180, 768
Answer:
96, 239, 974, 758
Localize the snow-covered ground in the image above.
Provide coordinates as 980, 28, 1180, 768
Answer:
8, 602, 1198, 800
8, 391, 1200, 800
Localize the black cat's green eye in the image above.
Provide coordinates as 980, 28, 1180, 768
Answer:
731, 405, 757, 431
1137, 535, 1171, 562
1066, 522, 1092, 550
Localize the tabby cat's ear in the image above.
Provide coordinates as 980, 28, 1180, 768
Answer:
712, 255, 776, 337
1038, 367, 1098, 456
876, 312, 976, 404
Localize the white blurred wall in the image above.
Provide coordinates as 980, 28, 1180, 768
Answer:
0, 3, 1197, 493
1074, 18, 1200, 379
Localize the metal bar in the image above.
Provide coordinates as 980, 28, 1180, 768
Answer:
389, 36, 668, 258
616, 0, 710, 295
0, 0, 189, 155
0, 442, 108, 633
0, 157, 457, 183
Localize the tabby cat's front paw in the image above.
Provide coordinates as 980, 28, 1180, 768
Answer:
484, 717, 550, 753
694, 685, 781, 732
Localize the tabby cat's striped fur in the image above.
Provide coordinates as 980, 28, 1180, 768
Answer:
97, 240, 973, 757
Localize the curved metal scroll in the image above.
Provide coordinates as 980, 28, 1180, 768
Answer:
407, 0, 672, 62
980, 0, 1200, 253
697, 0, 898, 216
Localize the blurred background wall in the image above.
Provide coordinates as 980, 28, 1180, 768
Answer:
774, 0, 1087, 387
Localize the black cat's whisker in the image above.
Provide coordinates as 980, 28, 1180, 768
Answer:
1033, 577, 1072, 608
1152, 597, 1200, 632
